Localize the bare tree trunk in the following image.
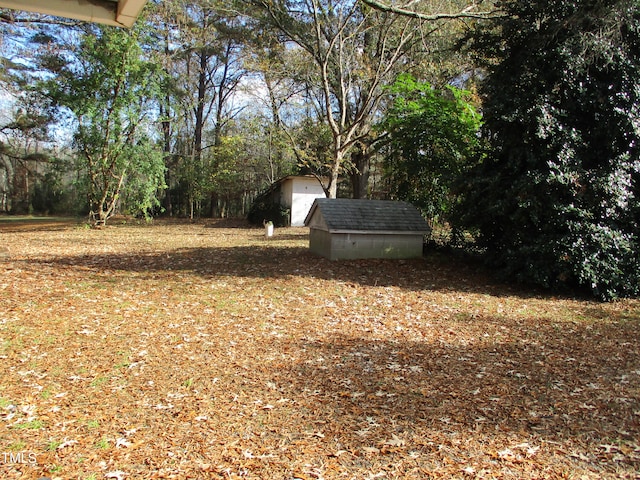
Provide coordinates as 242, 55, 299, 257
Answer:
350, 146, 370, 199
327, 149, 343, 198
194, 51, 207, 165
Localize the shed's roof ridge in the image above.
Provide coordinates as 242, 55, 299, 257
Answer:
305, 198, 430, 233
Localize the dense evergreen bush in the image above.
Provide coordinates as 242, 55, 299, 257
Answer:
455, 0, 640, 299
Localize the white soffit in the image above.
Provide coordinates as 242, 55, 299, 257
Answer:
0, 0, 148, 27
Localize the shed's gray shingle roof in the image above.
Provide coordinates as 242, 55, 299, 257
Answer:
305, 198, 430, 233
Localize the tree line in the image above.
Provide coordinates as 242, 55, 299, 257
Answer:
0, 0, 487, 219
1, 0, 639, 299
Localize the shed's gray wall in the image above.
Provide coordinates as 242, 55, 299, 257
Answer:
309, 228, 332, 258
309, 228, 424, 260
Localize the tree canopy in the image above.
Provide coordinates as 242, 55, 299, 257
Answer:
39, 25, 165, 225
380, 73, 482, 224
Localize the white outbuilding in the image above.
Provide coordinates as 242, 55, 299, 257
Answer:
279, 176, 327, 227
251, 176, 327, 227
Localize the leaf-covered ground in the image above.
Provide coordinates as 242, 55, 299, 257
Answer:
1, 218, 639, 479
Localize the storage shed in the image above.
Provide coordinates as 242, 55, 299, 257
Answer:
249, 176, 326, 227
304, 198, 431, 260
281, 176, 327, 226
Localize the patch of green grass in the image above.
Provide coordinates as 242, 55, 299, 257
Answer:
113, 351, 131, 369
13, 419, 44, 430
0, 397, 11, 408
1, 337, 24, 353
7, 441, 27, 451
95, 438, 110, 449
183, 377, 194, 389
90, 376, 109, 388
46, 440, 62, 451
0, 215, 76, 223
86, 419, 100, 429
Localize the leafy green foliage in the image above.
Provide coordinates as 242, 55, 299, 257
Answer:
456, 0, 640, 299
119, 142, 166, 220
40, 26, 165, 225
380, 74, 482, 224
31, 158, 73, 215
210, 136, 248, 201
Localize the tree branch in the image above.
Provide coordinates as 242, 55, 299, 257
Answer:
358, 0, 504, 21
